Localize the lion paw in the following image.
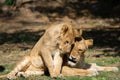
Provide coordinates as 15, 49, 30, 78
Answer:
57, 74, 63, 78
7, 73, 17, 80
87, 69, 99, 76
17, 72, 28, 78
112, 67, 119, 72
50, 73, 58, 78
50, 71, 62, 78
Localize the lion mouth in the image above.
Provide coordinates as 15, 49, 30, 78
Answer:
67, 61, 76, 67
67, 58, 77, 67
68, 58, 76, 63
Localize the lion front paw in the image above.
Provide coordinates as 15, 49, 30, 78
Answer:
17, 72, 28, 78
87, 69, 99, 76
7, 73, 17, 80
50, 72, 57, 78
112, 67, 119, 72
57, 74, 63, 78
50, 71, 61, 78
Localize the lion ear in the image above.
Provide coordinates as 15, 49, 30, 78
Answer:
60, 24, 71, 36
74, 29, 82, 37
85, 39, 93, 47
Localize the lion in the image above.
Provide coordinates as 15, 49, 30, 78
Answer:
61, 37, 119, 76
15, 37, 118, 77
0, 23, 82, 79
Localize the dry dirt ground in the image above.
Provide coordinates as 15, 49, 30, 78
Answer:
0, 1, 120, 79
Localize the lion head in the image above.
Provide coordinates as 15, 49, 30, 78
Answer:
58, 23, 82, 54
67, 37, 93, 67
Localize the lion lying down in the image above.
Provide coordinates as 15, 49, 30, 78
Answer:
61, 37, 119, 76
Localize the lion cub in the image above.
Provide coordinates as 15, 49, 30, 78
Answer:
61, 37, 118, 76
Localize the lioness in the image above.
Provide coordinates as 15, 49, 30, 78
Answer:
14, 37, 97, 77
0, 23, 82, 79
61, 37, 118, 76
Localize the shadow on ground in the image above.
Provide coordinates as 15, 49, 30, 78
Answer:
83, 28, 120, 57
0, 66, 5, 72
0, 27, 119, 57
0, 0, 120, 21
0, 29, 45, 45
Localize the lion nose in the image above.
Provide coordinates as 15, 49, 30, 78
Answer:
68, 56, 77, 63
70, 56, 76, 60
59, 46, 62, 50
59, 48, 62, 51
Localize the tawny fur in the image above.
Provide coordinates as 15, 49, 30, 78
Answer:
0, 23, 82, 79
61, 38, 119, 76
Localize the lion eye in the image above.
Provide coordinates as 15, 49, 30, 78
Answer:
78, 49, 82, 51
64, 41, 69, 44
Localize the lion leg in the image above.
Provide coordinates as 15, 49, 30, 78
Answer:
61, 66, 99, 76
7, 55, 30, 80
53, 50, 63, 76
17, 64, 44, 78
41, 47, 55, 77
90, 63, 119, 72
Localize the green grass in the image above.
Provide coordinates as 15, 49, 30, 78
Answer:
86, 56, 120, 66
0, 64, 15, 75
0, 52, 120, 80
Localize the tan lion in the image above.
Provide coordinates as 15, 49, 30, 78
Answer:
62, 37, 119, 76
0, 23, 82, 79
